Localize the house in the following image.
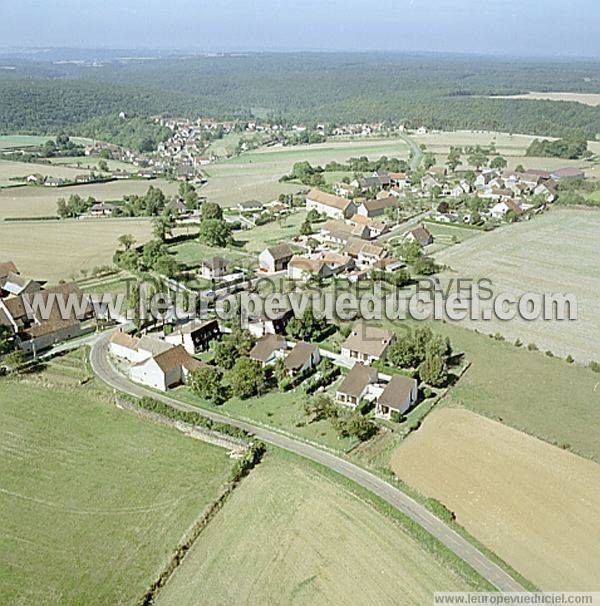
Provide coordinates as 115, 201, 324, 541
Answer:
375, 375, 418, 419
258, 243, 294, 273
306, 189, 356, 220
90, 202, 116, 217
334, 182, 358, 198
109, 330, 144, 362
284, 341, 321, 375
130, 345, 206, 391
405, 226, 433, 247
534, 181, 558, 203
2, 283, 94, 354
416, 126, 428, 135
247, 309, 293, 338
550, 167, 585, 181
371, 256, 406, 273
0, 261, 19, 284
345, 240, 388, 268
336, 363, 379, 408
287, 256, 329, 281
238, 200, 264, 213
136, 335, 175, 359
355, 196, 397, 219
249, 333, 287, 366
341, 323, 394, 363
388, 172, 409, 188
164, 319, 221, 354
0, 272, 41, 298
490, 199, 523, 219
349, 215, 388, 239
168, 199, 189, 216
201, 257, 229, 280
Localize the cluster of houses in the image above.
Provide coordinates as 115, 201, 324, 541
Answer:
257, 187, 431, 282
108, 311, 419, 421
0, 261, 94, 355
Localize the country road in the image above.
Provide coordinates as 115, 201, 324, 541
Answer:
89, 331, 525, 593
399, 131, 423, 171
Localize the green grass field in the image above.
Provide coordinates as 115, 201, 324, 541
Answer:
423, 220, 483, 253
0, 159, 92, 187
47, 156, 138, 173
0, 350, 233, 605
155, 450, 472, 605
175, 386, 358, 453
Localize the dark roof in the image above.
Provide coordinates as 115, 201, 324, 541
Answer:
360, 197, 398, 212
250, 334, 286, 363
153, 345, 206, 373
378, 375, 417, 411
265, 243, 293, 261
408, 226, 433, 246
284, 341, 318, 371
338, 363, 378, 398
202, 257, 228, 271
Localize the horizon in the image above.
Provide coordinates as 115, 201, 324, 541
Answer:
2, 0, 599, 59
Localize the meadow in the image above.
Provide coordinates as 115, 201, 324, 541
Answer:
391, 408, 600, 590
201, 137, 409, 207
434, 208, 600, 363
0, 350, 233, 605
0, 135, 92, 149
0, 218, 153, 282
156, 450, 472, 605
0, 178, 178, 219
0, 160, 88, 187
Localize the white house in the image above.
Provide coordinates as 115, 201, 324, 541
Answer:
259, 243, 294, 273
108, 330, 146, 363
306, 189, 356, 220
336, 363, 379, 408
341, 323, 394, 364
284, 341, 321, 375
130, 345, 205, 391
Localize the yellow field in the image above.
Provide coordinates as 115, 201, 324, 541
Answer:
0, 218, 153, 282
490, 92, 600, 106
156, 451, 471, 605
0, 179, 179, 219
391, 408, 600, 591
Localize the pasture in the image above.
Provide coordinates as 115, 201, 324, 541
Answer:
434, 208, 600, 363
201, 137, 409, 207
0, 350, 233, 605
0, 218, 153, 282
156, 450, 471, 605
47, 156, 138, 173
391, 408, 600, 590
0, 178, 178, 219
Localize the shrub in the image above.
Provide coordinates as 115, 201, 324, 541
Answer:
425, 498, 456, 523
565, 354, 574, 364
589, 361, 600, 373
527, 342, 538, 351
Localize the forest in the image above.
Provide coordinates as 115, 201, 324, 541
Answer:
0, 53, 599, 139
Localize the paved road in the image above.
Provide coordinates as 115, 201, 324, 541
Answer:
399, 132, 423, 171
90, 331, 525, 593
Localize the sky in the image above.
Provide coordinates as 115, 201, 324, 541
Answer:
1, 0, 599, 58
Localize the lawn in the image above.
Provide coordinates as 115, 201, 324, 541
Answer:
0, 350, 233, 605
155, 449, 472, 605
434, 207, 600, 363
174, 387, 358, 453
423, 220, 482, 254
0, 218, 153, 282
235, 210, 308, 254
392, 408, 600, 590
170, 239, 253, 270
0, 178, 178, 219
47, 156, 138, 173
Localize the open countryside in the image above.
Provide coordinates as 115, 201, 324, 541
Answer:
435, 208, 600, 363
156, 451, 472, 605
0, 352, 234, 605
391, 408, 600, 591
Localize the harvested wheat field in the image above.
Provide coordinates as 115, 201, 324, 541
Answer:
391, 408, 600, 591
0, 218, 153, 282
